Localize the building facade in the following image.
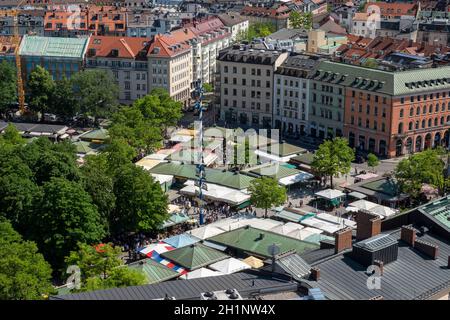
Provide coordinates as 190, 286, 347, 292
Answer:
86, 36, 150, 104
217, 46, 288, 128
273, 54, 322, 136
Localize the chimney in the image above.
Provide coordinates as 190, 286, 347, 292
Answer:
310, 267, 320, 281
355, 210, 382, 241
334, 227, 352, 254
373, 259, 384, 275
400, 225, 416, 246
414, 239, 439, 260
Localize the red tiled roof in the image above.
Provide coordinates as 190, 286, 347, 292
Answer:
364, 2, 418, 16
87, 36, 150, 59
147, 34, 191, 58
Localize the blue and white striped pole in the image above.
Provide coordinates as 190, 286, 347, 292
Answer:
194, 80, 205, 225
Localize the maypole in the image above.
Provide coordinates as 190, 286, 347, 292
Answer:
194, 79, 206, 225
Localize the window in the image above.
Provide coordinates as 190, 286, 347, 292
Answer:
233, 66, 237, 74
266, 70, 270, 76
224, 66, 228, 73
422, 120, 426, 128
242, 67, 246, 75
398, 122, 403, 134
399, 109, 404, 118
410, 108, 414, 117
408, 122, 413, 131
434, 118, 438, 126
428, 119, 432, 127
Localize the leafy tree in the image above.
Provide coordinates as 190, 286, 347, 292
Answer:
109, 106, 162, 153
311, 137, 355, 187
395, 149, 445, 198
0, 61, 17, 116
248, 177, 287, 218
0, 123, 25, 147
30, 177, 105, 269
71, 69, 119, 122
80, 154, 116, 234
289, 11, 313, 30
65, 243, 145, 292
50, 77, 78, 120
0, 219, 54, 300
27, 66, 55, 118
103, 138, 138, 170
367, 153, 380, 171
203, 83, 213, 93
241, 22, 276, 41
111, 164, 168, 236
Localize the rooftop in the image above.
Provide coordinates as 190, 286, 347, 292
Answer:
419, 196, 450, 231
218, 47, 287, 65
19, 35, 89, 58
207, 226, 320, 258
127, 258, 180, 285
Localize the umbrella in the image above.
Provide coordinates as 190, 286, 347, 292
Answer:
179, 268, 224, 280
187, 225, 225, 240
243, 256, 264, 269
315, 189, 345, 200
208, 257, 251, 274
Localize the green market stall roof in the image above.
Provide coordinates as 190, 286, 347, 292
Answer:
160, 243, 229, 271
207, 226, 319, 258
149, 162, 255, 190
78, 128, 110, 142
127, 258, 180, 284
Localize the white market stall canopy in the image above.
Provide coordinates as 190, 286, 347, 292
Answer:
210, 214, 259, 231
279, 171, 314, 186
315, 189, 345, 200
180, 180, 250, 205
151, 174, 174, 185
170, 134, 193, 143
269, 222, 304, 236
369, 205, 397, 218
187, 225, 226, 240
286, 227, 323, 240
254, 149, 295, 163
348, 199, 379, 211
300, 217, 345, 234
355, 173, 379, 180
244, 218, 284, 231
179, 267, 224, 280
315, 213, 357, 229
208, 257, 251, 275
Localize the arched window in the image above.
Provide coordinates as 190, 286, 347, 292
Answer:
399, 109, 404, 118
447, 115, 450, 123
398, 122, 403, 134
410, 107, 414, 116
422, 120, 426, 128
415, 120, 419, 129
442, 103, 446, 111
429, 105, 433, 113
435, 104, 439, 112
448, 102, 450, 110
409, 122, 413, 130
441, 117, 445, 125
434, 118, 438, 126
428, 119, 432, 127
422, 106, 426, 114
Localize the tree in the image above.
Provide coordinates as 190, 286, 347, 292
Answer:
50, 77, 78, 120
111, 164, 168, 236
30, 178, 105, 269
80, 155, 116, 234
289, 11, 313, 30
0, 219, 54, 300
71, 69, 119, 122
395, 149, 445, 198
0, 123, 25, 147
311, 137, 355, 187
243, 22, 276, 41
103, 138, 138, 170
65, 243, 145, 292
248, 177, 287, 218
367, 153, 380, 171
0, 61, 17, 116
27, 66, 55, 118
203, 83, 213, 93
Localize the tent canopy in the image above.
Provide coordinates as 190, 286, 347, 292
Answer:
163, 234, 200, 248
315, 189, 345, 200
348, 199, 379, 211
270, 222, 304, 235
348, 191, 367, 199
180, 181, 250, 205
208, 257, 251, 274
243, 256, 264, 269
279, 172, 314, 186
179, 267, 224, 280
187, 225, 226, 240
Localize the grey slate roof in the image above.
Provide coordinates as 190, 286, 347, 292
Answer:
51, 270, 298, 300
353, 234, 398, 252
310, 230, 450, 300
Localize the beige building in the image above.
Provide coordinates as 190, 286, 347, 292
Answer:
86, 36, 150, 104
217, 46, 288, 128
147, 34, 192, 107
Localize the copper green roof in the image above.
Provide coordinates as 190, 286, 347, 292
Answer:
419, 196, 450, 231
207, 226, 320, 258
149, 163, 255, 190
160, 243, 229, 270
127, 259, 179, 284
79, 128, 110, 141
315, 61, 450, 96
249, 163, 301, 179
290, 153, 315, 165
19, 35, 88, 58
264, 142, 306, 157
73, 141, 105, 154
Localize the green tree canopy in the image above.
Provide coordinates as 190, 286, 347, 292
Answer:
65, 243, 145, 293
30, 178, 105, 269
239, 22, 276, 41
203, 83, 213, 93
311, 137, 355, 187
367, 153, 380, 171
394, 149, 445, 198
289, 11, 313, 30
70, 69, 119, 121
0, 61, 17, 116
27, 66, 55, 118
111, 164, 168, 236
248, 177, 287, 218
0, 219, 54, 300
50, 77, 78, 120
